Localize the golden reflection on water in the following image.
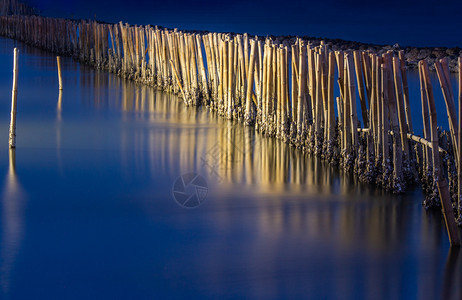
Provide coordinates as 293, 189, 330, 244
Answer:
75, 70, 427, 250
67, 65, 462, 299
0, 149, 25, 295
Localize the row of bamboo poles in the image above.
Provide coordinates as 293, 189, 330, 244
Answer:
0, 15, 461, 245
0, 0, 35, 16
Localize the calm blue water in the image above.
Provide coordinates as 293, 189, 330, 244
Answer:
0, 37, 461, 299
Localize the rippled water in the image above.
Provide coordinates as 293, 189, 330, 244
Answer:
0, 37, 461, 299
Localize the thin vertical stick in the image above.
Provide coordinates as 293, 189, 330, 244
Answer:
291, 43, 299, 128
362, 51, 372, 104
308, 47, 316, 124
381, 57, 390, 178
57, 56, 63, 90
346, 53, 358, 147
261, 43, 268, 126
422, 60, 460, 246
227, 38, 234, 118
297, 40, 307, 136
245, 39, 256, 124
343, 53, 351, 153
435, 59, 459, 163
388, 57, 404, 191
283, 46, 289, 134
9, 48, 19, 149
375, 56, 382, 159
327, 52, 335, 146
419, 61, 432, 174
392, 57, 409, 158
315, 52, 323, 151
354, 50, 368, 127
398, 51, 413, 133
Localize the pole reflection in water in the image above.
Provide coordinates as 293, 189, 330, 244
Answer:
56, 90, 63, 174
0, 149, 25, 297
441, 248, 461, 300
87, 70, 461, 295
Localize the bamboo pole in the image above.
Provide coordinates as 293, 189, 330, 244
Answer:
170, 59, 187, 102
370, 54, 377, 141
398, 51, 413, 133
419, 60, 432, 176
388, 57, 404, 191
222, 39, 229, 115
291, 43, 299, 130
362, 51, 372, 105
381, 56, 390, 183
245, 39, 256, 124
321, 49, 328, 144
315, 52, 323, 151
57, 56, 63, 90
276, 46, 282, 137
268, 43, 275, 130
309, 47, 316, 125
346, 53, 358, 147
297, 40, 307, 136
327, 51, 335, 148
282, 46, 289, 135
9, 48, 19, 149
261, 43, 268, 127
269, 43, 280, 134
392, 57, 409, 159
343, 53, 351, 154
354, 50, 368, 127
421, 60, 460, 246
435, 59, 458, 164
227, 37, 234, 118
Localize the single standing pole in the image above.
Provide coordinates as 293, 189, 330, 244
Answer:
57, 56, 63, 90
9, 48, 19, 149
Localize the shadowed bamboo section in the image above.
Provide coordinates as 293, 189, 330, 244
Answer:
0, 15, 461, 244
0, 0, 35, 16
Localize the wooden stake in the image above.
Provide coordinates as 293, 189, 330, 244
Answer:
245, 39, 256, 124
170, 59, 187, 102
57, 56, 63, 90
297, 40, 307, 136
421, 60, 460, 246
419, 61, 432, 175
9, 48, 19, 149
354, 50, 368, 127
435, 59, 459, 164
346, 53, 358, 147
327, 52, 335, 146
392, 57, 409, 158
398, 51, 413, 133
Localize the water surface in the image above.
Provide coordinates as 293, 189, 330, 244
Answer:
0, 37, 461, 299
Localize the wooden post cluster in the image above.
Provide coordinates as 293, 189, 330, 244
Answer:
1, 15, 462, 245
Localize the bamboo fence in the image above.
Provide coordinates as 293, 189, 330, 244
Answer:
0, 15, 461, 245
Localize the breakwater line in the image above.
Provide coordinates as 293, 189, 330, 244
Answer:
0, 15, 461, 245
